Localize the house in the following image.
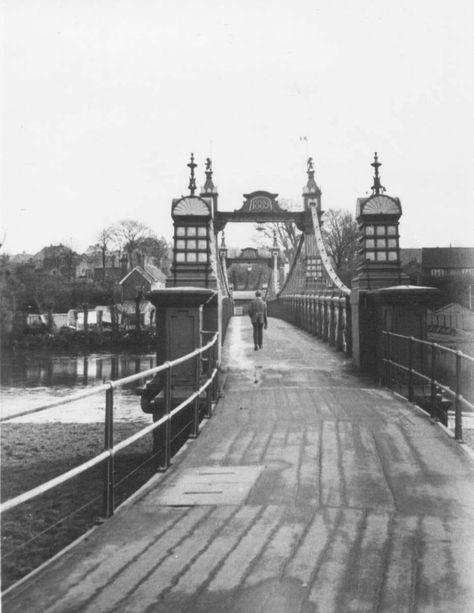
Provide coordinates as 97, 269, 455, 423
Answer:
119, 265, 167, 301
118, 265, 167, 327
427, 303, 474, 332
32, 244, 78, 279
422, 248, 474, 279
421, 247, 474, 309
75, 251, 123, 283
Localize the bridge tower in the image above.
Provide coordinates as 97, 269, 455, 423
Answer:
350, 154, 437, 374
168, 154, 217, 289
143, 156, 223, 417
302, 158, 324, 289
352, 152, 407, 290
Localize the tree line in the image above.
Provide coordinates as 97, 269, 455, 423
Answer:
0, 220, 171, 344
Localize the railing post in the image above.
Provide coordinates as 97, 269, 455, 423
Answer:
430, 342, 436, 420
102, 385, 115, 519
213, 335, 220, 405
408, 336, 414, 402
384, 332, 391, 388
191, 352, 201, 438
454, 351, 463, 441
205, 344, 212, 419
159, 363, 172, 470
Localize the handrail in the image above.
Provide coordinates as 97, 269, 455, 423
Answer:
384, 331, 474, 363
0, 333, 219, 516
383, 330, 474, 441
0, 334, 218, 423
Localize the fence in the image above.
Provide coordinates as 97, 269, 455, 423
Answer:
0, 333, 219, 518
383, 331, 474, 440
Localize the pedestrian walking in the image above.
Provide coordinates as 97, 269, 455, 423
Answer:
248, 290, 268, 350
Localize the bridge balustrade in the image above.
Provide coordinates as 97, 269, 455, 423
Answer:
268, 292, 352, 356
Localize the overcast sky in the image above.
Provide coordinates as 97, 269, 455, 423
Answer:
1, 0, 473, 255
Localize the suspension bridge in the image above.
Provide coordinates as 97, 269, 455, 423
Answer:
2, 155, 474, 612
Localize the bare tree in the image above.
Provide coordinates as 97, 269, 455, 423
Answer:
138, 236, 171, 265
255, 202, 359, 284
256, 199, 302, 262
321, 209, 359, 271
96, 226, 115, 282
111, 220, 171, 269
112, 220, 153, 267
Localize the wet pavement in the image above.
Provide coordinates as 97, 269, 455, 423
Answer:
3, 317, 474, 612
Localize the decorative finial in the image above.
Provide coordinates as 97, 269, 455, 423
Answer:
203, 157, 215, 193
187, 153, 197, 196
371, 152, 385, 195
304, 156, 319, 194
220, 230, 226, 250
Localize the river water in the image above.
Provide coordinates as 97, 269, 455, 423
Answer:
0, 350, 156, 424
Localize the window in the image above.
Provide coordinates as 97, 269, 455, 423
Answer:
174, 225, 209, 264
362, 223, 399, 263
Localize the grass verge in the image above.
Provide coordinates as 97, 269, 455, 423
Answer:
1, 421, 156, 590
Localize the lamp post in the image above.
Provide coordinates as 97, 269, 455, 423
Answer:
271, 229, 279, 294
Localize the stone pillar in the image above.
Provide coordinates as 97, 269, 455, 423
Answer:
368, 286, 438, 381
141, 287, 217, 414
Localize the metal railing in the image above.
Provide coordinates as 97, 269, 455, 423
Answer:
268, 292, 352, 356
0, 333, 220, 517
383, 331, 474, 441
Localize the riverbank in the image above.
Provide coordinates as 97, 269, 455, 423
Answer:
1, 328, 158, 353
1, 421, 156, 590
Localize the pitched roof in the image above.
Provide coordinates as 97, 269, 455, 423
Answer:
119, 265, 167, 286
143, 264, 167, 282
422, 248, 474, 269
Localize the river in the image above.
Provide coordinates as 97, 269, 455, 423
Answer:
0, 350, 156, 424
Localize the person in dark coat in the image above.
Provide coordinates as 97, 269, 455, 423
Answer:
247, 290, 268, 350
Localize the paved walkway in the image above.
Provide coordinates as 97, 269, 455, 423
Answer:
4, 317, 474, 612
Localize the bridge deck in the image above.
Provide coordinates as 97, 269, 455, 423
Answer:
4, 317, 474, 613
